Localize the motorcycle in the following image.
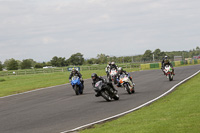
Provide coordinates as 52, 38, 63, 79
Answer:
94, 81, 119, 101
119, 74, 135, 94
71, 76, 83, 95
163, 65, 174, 81
105, 67, 110, 79
109, 68, 118, 84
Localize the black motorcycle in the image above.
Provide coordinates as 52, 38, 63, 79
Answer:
94, 81, 119, 101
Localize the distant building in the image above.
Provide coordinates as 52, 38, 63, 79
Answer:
185, 58, 192, 60
43, 66, 53, 69
174, 56, 182, 61
193, 55, 200, 59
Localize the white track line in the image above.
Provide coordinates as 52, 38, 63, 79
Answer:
61, 70, 200, 133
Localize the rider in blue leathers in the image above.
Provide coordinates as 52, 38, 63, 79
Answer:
69, 68, 84, 90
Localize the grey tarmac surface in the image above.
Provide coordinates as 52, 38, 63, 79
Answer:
0, 65, 199, 133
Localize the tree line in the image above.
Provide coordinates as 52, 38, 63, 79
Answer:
0, 47, 199, 71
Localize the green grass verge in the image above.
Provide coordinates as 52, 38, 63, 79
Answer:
80, 73, 200, 133
0, 68, 137, 97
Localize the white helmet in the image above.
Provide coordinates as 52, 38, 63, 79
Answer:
118, 67, 122, 71
111, 62, 115, 65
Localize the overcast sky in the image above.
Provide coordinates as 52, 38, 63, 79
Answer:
0, 0, 200, 62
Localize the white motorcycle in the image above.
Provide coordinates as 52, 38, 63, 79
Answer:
119, 74, 135, 94
163, 65, 174, 81
109, 68, 118, 84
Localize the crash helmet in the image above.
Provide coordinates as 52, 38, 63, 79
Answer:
118, 67, 123, 73
164, 58, 169, 64
111, 62, 115, 65
72, 68, 77, 74
91, 73, 98, 81
108, 62, 111, 65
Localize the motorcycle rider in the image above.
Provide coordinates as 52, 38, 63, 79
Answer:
110, 62, 118, 71
161, 56, 175, 75
116, 67, 134, 87
69, 68, 84, 89
105, 62, 111, 78
91, 73, 117, 97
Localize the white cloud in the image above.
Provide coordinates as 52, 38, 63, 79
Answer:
0, 0, 200, 62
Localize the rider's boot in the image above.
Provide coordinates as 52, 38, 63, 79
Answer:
95, 91, 101, 97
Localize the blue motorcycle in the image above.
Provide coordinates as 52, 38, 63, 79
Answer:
71, 76, 83, 95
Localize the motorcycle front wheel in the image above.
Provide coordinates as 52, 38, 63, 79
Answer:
101, 91, 112, 102
113, 94, 119, 100
169, 74, 173, 81
74, 85, 79, 95
124, 84, 132, 94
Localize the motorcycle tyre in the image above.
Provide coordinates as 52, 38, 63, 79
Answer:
113, 76, 117, 84
169, 74, 173, 81
132, 87, 135, 93
75, 85, 79, 95
124, 84, 132, 94
101, 91, 112, 102
113, 94, 119, 100
79, 88, 83, 94
109, 76, 112, 82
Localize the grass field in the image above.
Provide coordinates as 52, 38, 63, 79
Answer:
0, 68, 137, 97
80, 73, 200, 133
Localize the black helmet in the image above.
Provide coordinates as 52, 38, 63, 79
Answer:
91, 73, 97, 80
108, 62, 111, 65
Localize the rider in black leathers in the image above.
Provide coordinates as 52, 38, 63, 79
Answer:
110, 62, 118, 71
161, 56, 175, 75
91, 73, 117, 97
69, 68, 84, 89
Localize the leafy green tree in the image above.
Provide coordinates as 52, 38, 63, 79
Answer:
124, 56, 132, 63
68, 53, 84, 65
7, 58, 18, 70
195, 46, 200, 55
109, 56, 117, 63
0, 61, 3, 71
50, 56, 67, 67
86, 58, 97, 64
34, 63, 44, 68
21, 59, 33, 69
142, 50, 153, 61
97, 54, 108, 64
153, 49, 166, 60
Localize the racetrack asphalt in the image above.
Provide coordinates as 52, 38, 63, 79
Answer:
0, 65, 199, 133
